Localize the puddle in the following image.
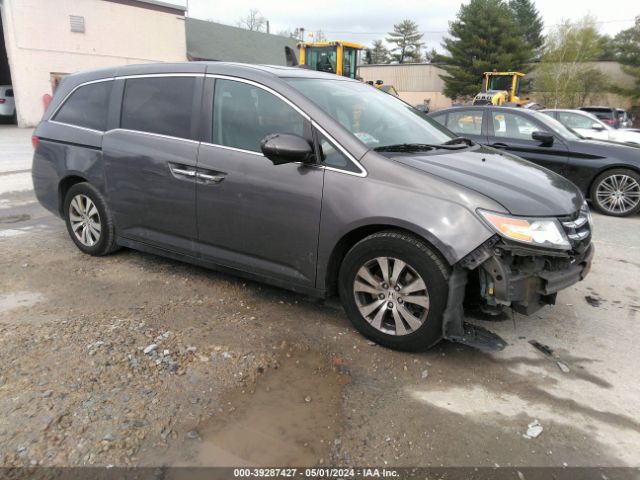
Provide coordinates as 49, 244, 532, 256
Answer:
190, 350, 343, 467
0, 290, 44, 314
0, 213, 31, 224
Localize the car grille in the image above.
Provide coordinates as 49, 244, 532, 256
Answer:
559, 209, 591, 254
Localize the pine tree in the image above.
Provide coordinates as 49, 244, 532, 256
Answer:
370, 40, 390, 64
386, 20, 424, 64
509, 0, 544, 51
438, 0, 532, 100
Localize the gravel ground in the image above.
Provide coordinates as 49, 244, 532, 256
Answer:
1, 125, 639, 469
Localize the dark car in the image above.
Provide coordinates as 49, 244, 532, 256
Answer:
32, 62, 593, 352
430, 106, 640, 217
579, 106, 620, 128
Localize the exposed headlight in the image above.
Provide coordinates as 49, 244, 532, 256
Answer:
478, 210, 570, 250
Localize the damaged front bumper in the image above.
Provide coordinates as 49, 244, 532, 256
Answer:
442, 234, 594, 351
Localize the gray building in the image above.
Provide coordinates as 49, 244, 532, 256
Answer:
186, 18, 297, 65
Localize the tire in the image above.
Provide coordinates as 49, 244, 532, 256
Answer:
590, 168, 640, 217
63, 182, 119, 256
338, 230, 450, 351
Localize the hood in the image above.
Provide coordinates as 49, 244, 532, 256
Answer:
387, 146, 583, 217
609, 130, 640, 144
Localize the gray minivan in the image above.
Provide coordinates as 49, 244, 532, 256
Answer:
32, 62, 594, 351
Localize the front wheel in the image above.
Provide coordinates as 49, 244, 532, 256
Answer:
590, 168, 640, 217
338, 231, 450, 351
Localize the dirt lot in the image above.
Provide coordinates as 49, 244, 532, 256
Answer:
1, 125, 640, 469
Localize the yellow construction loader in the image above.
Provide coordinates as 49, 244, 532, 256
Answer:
472, 71, 526, 106
296, 41, 364, 79
284, 41, 399, 96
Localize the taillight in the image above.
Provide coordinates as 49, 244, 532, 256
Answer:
32, 136, 39, 149
0, 99, 5, 104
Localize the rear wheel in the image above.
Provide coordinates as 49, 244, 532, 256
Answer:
590, 168, 640, 217
338, 231, 450, 351
64, 183, 119, 256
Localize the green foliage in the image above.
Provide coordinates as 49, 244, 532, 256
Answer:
386, 20, 424, 64
424, 48, 439, 63
370, 40, 391, 64
534, 17, 609, 108
508, 0, 544, 52
612, 17, 640, 100
438, 0, 532, 100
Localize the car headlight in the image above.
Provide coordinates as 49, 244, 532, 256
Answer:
478, 210, 570, 250
582, 200, 593, 231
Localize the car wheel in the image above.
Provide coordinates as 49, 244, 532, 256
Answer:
590, 168, 640, 217
64, 183, 119, 256
338, 231, 450, 351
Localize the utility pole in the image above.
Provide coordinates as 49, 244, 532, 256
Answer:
266, 20, 270, 34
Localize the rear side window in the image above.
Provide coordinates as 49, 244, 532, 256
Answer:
53, 81, 112, 131
213, 79, 305, 153
121, 77, 195, 139
445, 111, 483, 135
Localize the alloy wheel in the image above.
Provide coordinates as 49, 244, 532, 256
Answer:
595, 174, 640, 215
69, 194, 101, 247
353, 256, 430, 336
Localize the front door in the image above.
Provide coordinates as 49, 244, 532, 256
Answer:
103, 75, 202, 253
488, 109, 569, 175
195, 78, 324, 288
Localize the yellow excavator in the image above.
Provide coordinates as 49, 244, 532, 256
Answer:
284, 42, 398, 95
472, 71, 526, 106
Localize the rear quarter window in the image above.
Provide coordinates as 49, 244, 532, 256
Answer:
53, 80, 113, 131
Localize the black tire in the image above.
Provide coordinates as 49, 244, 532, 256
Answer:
338, 230, 450, 351
63, 182, 119, 256
590, 168, 640, 217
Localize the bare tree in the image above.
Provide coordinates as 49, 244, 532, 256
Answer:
237, 9, 267, 32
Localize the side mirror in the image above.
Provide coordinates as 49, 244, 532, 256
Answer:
260, 133, 313, 166
592, 123, 605, 131
532, 131, 554, 145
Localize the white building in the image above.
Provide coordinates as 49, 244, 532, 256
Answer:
0, 0, 187, 127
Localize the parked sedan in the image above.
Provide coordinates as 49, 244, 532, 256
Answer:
430, 106, 640, 216
32, 62, 594, 352
542, 109, 640, 145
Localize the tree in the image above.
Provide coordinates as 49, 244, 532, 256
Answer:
386, 20, 424, 63
370, 40, 390, 64
509, 0, 544, 53
612, 17, 640, 100
534, 17, 609, 108
597, 34, 617, 61
237, 9, 266, 32
438, 0, 532, 100
424, 48, 439, 63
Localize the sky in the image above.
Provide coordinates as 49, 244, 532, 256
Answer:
184, 0, 638, 52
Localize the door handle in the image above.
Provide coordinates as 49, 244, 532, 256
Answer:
490, 142, 509, 149
170, 167, 196, 177
196, 172, 225, 183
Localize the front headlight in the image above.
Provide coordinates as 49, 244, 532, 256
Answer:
478, 210, 570, 250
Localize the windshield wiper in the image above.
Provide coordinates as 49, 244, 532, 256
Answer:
373, 143, 436, 152
374, 140, 471, 152
443, 136, 476, 146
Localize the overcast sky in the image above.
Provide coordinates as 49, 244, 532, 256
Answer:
185, 0, 637, 51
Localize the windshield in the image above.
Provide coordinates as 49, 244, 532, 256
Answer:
529, 110, 583, 140
286, 78, 454, 149
487, 75, 513, 92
